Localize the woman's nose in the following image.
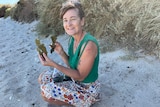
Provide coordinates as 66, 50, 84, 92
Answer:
67, 20, 72, 26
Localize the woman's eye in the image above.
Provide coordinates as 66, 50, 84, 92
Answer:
63, 20, 67, 23
71, 18, 76, 21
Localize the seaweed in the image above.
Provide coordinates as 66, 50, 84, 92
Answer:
35, 39, 47, 55
50, 36, 57, 53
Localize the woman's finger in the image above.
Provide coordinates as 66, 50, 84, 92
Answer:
55, 42, 60, 46
38, 54, 45, 65
42, 53, 47, 59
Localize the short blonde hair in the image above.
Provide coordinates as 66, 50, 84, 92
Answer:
60, 0, 85, 19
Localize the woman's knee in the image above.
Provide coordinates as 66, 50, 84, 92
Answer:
41, 91, 53, 102
38, 71, 46, 84
41, 92, 72, 106
41, 95, 64, 105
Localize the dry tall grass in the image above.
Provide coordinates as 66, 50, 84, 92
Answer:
36, 0, 160, 58
11, 0, 38, 23
81, 0, 160, 57
36, 0, 64, 37
0, 5, 12, 18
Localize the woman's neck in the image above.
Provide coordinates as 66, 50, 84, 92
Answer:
73, 31, 85, 51
74, 30, 84, 42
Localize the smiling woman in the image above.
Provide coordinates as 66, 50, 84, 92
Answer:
0, 0, 19, 4
37, 0, 100, 107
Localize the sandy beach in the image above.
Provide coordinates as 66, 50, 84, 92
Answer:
0, 17, 160, 107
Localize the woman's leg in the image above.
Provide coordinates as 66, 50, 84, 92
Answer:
38, 71, 46, 84
38, 71, 73, 106
38, 71, 53, 84
41, 91, 72, 106
39, 71, 100, 107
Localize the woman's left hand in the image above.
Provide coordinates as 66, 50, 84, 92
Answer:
38, 53, 54, 66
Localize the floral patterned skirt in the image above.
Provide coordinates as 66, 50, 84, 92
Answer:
39, 70, 100, 107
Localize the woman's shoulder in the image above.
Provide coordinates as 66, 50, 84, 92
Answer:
83, 33, 98, 52
84, 33, 97, 41
84, 33, 99, 46
85, 41, 97, 51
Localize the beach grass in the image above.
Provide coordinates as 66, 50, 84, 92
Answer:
3, 0, 160, 58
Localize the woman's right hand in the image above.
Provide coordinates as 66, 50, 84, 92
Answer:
53, 42, 64, 55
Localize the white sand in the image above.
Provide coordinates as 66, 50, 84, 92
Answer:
0, 17, 160, 107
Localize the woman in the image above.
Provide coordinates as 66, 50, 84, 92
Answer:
38, 0, 100, 106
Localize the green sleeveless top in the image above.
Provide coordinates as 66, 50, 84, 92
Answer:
68, 33, 99, 83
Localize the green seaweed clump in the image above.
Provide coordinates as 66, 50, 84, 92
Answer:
50, 36, 57, 53
35, 39, 47, 55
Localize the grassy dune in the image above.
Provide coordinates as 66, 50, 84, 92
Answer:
3, 0, 160, 58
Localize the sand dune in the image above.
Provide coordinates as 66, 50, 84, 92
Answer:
0, 17, 160, 107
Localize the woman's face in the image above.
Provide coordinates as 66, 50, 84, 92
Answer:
63, 8, 84, 36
